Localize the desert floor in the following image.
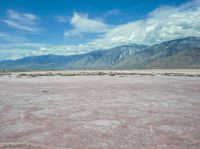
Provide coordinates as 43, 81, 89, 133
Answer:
0, 72, 200, 149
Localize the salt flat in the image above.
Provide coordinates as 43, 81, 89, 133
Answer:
0, 73, 200, 149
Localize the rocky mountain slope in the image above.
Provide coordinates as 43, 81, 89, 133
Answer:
0, 37, 199, 70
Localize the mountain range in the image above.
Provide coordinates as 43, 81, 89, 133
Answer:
0, 37, 200, 70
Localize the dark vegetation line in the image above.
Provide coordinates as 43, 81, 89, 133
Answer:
1, 71, 200, 77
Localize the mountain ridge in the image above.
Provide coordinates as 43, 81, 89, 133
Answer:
0, 37, 199, 70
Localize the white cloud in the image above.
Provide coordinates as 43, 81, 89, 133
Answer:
7, 9, 38, 22
85, 0, 200, 47
55, 15, 70, 23
2, 20, 40, 32
1, 0, 200, 60
0, 32, 26, 42
64, 12, 113, 38
62, 0, 200, 51
102, 9, 123, 18
0, 43, 48, 60
2, 9, 41, 32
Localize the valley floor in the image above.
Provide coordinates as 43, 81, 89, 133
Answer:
0, 71, 200, 149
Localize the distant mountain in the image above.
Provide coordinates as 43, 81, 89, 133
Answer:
0, 37, 199, 70
0, 44, 146, 70
115, 37, 200, 69
89, 44, 147, 69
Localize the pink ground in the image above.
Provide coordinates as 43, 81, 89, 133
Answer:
0, 75, 200, 149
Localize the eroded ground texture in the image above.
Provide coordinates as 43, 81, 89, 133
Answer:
0, 74, 200, 149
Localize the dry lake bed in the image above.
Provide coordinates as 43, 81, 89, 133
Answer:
0, 70, 200, 149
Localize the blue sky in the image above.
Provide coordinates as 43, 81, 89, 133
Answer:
0, 0, 200, 60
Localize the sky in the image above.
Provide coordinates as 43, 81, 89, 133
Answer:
0, 0, 200, 60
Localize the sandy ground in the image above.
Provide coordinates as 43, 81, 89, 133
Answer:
0, 74, 200, 149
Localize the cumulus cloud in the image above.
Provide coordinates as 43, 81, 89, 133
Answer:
93, 0, 200, 46
62, 0, 200, 51
64, 12, 113, 38
2, 9, 41, 32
